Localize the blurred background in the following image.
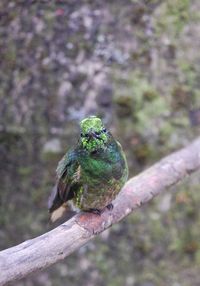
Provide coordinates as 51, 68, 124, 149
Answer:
0, 0, 200, 285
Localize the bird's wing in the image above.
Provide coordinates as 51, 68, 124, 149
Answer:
111, 141, 128, 180
48, 149, 80, 213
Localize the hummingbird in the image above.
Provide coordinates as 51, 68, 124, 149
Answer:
48, 116, 128, 222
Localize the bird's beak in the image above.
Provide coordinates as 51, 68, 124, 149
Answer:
88, 131, 98, 140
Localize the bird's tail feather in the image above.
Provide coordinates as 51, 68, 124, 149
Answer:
50, 203, 68, 222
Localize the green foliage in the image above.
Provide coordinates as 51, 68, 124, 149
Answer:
154, 0, 189, 37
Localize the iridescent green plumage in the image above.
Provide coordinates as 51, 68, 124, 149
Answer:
48, 116, 128, 221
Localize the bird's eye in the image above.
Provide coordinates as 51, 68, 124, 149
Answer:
103, 128, 107, 133
81, 133, 89, 137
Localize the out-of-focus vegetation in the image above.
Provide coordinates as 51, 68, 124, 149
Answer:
0, 0, 200, 285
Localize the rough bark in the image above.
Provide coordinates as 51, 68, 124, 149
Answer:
0, 137, 200, 285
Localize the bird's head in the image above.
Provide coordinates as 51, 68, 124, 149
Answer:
80, 116, 109, 152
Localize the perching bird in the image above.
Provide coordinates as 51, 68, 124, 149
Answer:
48, 116, 128, 222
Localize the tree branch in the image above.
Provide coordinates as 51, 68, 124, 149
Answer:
0, 137, 200, 285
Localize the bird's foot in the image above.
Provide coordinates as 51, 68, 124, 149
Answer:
87, 208, 102, 215
106, 203, 113, 211
86, 204, 113, 216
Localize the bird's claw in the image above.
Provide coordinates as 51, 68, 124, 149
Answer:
106, 203, 113, 211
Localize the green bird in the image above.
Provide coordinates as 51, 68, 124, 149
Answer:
48, 116, 128, 222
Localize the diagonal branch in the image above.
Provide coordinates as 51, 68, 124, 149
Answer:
0, 137, 200, 285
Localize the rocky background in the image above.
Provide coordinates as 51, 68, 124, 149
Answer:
0, 0, 200, 285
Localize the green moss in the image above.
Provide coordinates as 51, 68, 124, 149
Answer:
159, 121, 175, 139
178, 61, 196, 87
114, 72, 167, 133
135, 96, 169, 134
154, 0, 189, 37
114, 94, 133, 117
5, 44, 17, 66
